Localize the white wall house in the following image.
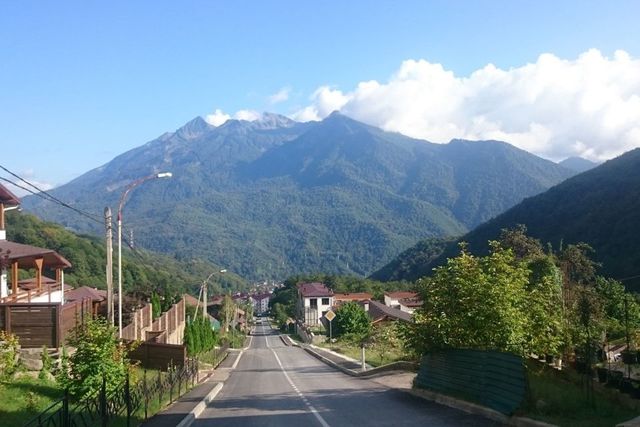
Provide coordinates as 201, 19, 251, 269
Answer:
297, 282, 334, 326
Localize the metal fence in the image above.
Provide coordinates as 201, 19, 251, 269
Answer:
23, 358, 199, 427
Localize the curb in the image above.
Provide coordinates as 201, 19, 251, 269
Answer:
303, 343, 554, 427
175, 382, 223, 427
409, 388, 557, 427
303, 345, 417, 378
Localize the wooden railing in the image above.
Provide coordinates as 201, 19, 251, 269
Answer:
0, 282, 65, 304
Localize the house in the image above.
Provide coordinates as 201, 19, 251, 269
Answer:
368, 300, 412, 325
251, 292, 271, 315
0, 183, 92, 349
297, 282, 334, 326
333, 292, 372, 310
384, 291, 422, 313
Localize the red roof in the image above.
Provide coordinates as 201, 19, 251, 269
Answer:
399, 297, 423, 308
66, 286, 106, 302
298, 282, 333, 297
384, 291, 418, 300
333, 292, 372, 301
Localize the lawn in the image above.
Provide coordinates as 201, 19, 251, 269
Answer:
317, 339, 411, 367
0, 375, 63, 427
1, 367, 199, 427
521, 362, 640, 427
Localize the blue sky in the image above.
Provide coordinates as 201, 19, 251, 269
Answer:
1, 1, 639, 191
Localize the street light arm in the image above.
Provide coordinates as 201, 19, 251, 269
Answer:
116, 172, 172, 221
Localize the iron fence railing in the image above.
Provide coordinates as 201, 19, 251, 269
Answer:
23, 358, 199, 427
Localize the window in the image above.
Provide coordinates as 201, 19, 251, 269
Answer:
310, 298, 318, 308
322, 298, 330, 305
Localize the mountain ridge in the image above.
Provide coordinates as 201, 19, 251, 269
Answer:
373, 148, 640, 290
22, 113, 575, 280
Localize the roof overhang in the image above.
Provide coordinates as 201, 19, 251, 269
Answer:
0, 240, 72, 269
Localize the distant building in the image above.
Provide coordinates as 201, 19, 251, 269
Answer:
383, 291, 422, 312
368, 300, 412, 325
333, 292, 372, 310
297, 282, 334, 326
251, 292, 271, 315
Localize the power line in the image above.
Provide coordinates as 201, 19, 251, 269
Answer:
0, 164, 103, 225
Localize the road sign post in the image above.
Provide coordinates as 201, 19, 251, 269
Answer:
325, 309, 336, 345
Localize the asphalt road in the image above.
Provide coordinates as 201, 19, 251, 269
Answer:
195, 323, 498, 426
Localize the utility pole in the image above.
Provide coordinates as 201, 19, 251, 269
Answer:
104, 207, 114, 326
202, 278, 207, 321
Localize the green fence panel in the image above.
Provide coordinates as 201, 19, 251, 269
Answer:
415, 349, 526, 415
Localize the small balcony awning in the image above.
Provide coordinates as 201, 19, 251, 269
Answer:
0, 240, 71, 269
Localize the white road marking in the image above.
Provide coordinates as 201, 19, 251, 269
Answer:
270, 344, 331, 427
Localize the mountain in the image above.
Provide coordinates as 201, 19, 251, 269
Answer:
559, 156, 599, 173
22, 113, 574, 280
374, 148, 640, 290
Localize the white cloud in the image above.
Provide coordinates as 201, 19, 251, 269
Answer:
205, 108, 263, 126
268, 87, 291, 104
294, 49, 640, 161
205, 109, 230, 126
233, 109, 262, 121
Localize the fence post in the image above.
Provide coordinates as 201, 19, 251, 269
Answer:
157, 370, 162, 409
101, 375, 107, 427
143, 368, 148, 421
126, 369, 131, 427
63, 389, 70, 427
169, 364, 174, 403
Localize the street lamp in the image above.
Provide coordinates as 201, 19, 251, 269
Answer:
117, 172, 172, 338
202, 269, 226, 321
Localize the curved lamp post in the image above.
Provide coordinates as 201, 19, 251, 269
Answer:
117, 172, 172, 338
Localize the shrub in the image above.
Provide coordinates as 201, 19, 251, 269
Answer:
0, 330, 19, 379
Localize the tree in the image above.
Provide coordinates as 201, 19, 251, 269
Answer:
406, 242, 529, 355
57, 318, 131, 398
371, 322, 401, 364
334, 302, 371, 341
220, 295, 236, 333
151, 292, 161, 319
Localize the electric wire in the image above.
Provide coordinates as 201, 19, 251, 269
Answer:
0, 165, 103, 225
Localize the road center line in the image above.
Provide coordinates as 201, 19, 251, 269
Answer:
270, 346, 331, 427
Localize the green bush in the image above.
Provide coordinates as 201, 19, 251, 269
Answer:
0, 330, 19, 379
56, 318, 131, 399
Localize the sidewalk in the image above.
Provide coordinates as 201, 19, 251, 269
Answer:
141, 350, 242, 427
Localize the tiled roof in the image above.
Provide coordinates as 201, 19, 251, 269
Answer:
66, 286, 106, 302
399, 297, 423, 308
384, 291, 418, 300
333, 292, 372, 301
368, 300, 411, 322
298, 282, 333, 297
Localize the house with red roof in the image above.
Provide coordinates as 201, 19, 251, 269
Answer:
297, 282, 334, 326
384, 291, 422, 313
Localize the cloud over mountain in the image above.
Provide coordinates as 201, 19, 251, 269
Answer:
294, 49, 640, 162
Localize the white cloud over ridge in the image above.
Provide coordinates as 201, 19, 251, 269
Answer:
294, 49, 640, 161
269, 87, 291, 104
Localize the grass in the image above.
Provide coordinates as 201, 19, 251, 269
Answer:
521, 361, 640, 427
1, 366, 200, 427
0, 375, 63, 427
317, 339, 411, 367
